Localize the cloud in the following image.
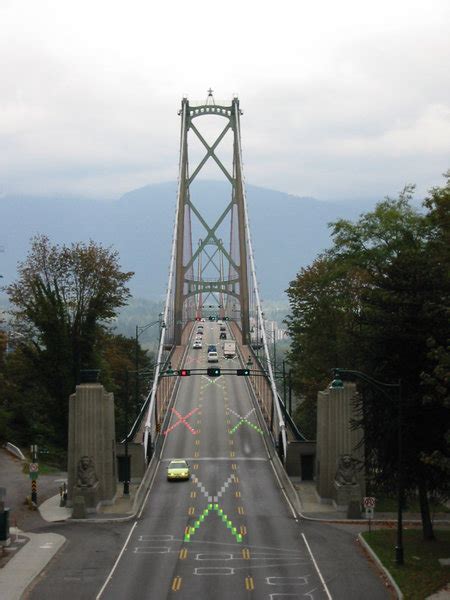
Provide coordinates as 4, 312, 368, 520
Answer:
0, 0, 449, 199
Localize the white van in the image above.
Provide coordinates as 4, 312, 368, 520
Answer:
207, 351, 219, 363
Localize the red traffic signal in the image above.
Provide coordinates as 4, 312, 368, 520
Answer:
180, 369, 191, 376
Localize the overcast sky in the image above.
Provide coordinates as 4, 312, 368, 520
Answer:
1, 0, 449, 201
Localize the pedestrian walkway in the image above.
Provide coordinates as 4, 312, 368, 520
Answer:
0, 531, 65, 600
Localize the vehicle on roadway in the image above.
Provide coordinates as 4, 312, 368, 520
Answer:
223, 340, 236, 358
207, 351, 219, 363
220, 325, 226, 331
196, 329, 203, 335
219, 332, 227, 339
208, 344, 217, 352
193, 339, 202, 349
167, 459, 190, 481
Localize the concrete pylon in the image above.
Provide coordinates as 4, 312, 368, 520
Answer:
67, 383, 117, 512
315, 382, 365, 503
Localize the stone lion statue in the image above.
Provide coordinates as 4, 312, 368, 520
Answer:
76, 456, 98, 487
334, 454, 358, 486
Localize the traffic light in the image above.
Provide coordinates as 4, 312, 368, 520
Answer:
207, 368, 221, 377
180, 369, 191, 376
237, 369, 250, 376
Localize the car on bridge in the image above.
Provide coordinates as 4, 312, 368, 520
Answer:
167, 459, 190, 481
207, 351, 219, 363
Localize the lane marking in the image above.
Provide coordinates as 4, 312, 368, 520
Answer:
235, 491, 241, 498
240, 525, 247, 536
266, 576, 309, 585
179, 548, 188, 560
301, 533, 333, 599
188, 506, 195, 515
164, 407, 200, 436
242, 548, 250, 559
245, 576, 255, 590
195, 552, 234, 561
237, 506, 244, 515
95, 521, 137, 599
172, 576, 182, 591
194, 567, 235, 575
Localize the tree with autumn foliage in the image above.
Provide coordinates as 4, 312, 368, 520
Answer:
5, 235, 134, 447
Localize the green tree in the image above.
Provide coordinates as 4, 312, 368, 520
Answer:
329, 182, 449, 540
285, 256, 365, 438
285, 175, 449, 539
99, 332, 155, 441
6, 235, 133, 446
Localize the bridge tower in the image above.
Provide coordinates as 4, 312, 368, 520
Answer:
172, 91, 250, 345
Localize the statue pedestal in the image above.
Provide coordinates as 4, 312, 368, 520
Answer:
73, 483, 100, 514
333, 481, 362, 511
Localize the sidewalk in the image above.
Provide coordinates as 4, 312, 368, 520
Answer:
0, 482, 139, 599
292, 479, 450, 524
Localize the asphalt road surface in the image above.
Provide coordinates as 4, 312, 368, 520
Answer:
94, 322, 390, 600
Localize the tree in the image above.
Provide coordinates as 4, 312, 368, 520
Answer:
285, 256, 365, 438
6, 235, 133, 446
329, 182, 449, 540
285, 175, 450, 539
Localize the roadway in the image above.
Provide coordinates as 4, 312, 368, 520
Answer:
97, 321, 390, 600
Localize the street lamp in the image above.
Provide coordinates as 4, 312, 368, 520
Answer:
331, 368, 404, 566
135, 314, 164, 415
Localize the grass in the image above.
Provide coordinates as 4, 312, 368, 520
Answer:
373, 494, 450, 514
362, 529, 450, 599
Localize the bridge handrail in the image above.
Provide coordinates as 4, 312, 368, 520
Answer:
142, 101, 188, 462
233, 101, 288, 462
251, 352, 309, 442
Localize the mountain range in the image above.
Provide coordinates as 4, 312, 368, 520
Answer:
0, 181, 393, 300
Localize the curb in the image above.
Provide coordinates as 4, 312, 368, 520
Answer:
358, 533, 403, 599
0, 532, 66, 600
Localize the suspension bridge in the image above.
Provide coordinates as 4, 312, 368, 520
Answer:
96, 93, 385, 600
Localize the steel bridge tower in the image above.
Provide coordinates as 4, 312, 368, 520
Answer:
173, 92, 250, 346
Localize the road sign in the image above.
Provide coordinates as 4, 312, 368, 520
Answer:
363, 496, 376, 509
29, 463, 39, 473
364, 507, 374, 519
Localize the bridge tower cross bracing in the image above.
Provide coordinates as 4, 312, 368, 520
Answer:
173, 94, 251, 345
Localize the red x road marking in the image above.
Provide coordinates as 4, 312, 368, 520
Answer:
164, 407, 200, 436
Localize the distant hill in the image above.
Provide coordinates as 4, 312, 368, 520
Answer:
0, 181, 392, 300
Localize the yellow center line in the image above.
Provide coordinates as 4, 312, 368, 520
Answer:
191, 491, 197, 498
172, 576, 182, 591
240, 525, 247, 536
245, 576, 254, 591
188, 506, 195, 515
235, 491, 241, 498
237, 506, 244, 515
242, 547, 250, 559
179, 548, 188, 560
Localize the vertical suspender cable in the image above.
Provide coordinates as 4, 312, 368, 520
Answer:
233, 100, 287, 462
143, 101, 188, 462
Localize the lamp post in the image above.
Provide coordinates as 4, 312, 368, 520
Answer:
331, 368, 404, 565
135, 314, 164, 415
123, 369, 130, 495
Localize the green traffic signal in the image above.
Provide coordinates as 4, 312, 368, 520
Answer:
237, 369, 250, 376
207, 368, 221, 377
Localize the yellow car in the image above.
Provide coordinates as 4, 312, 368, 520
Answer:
167, 459, 190, 481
